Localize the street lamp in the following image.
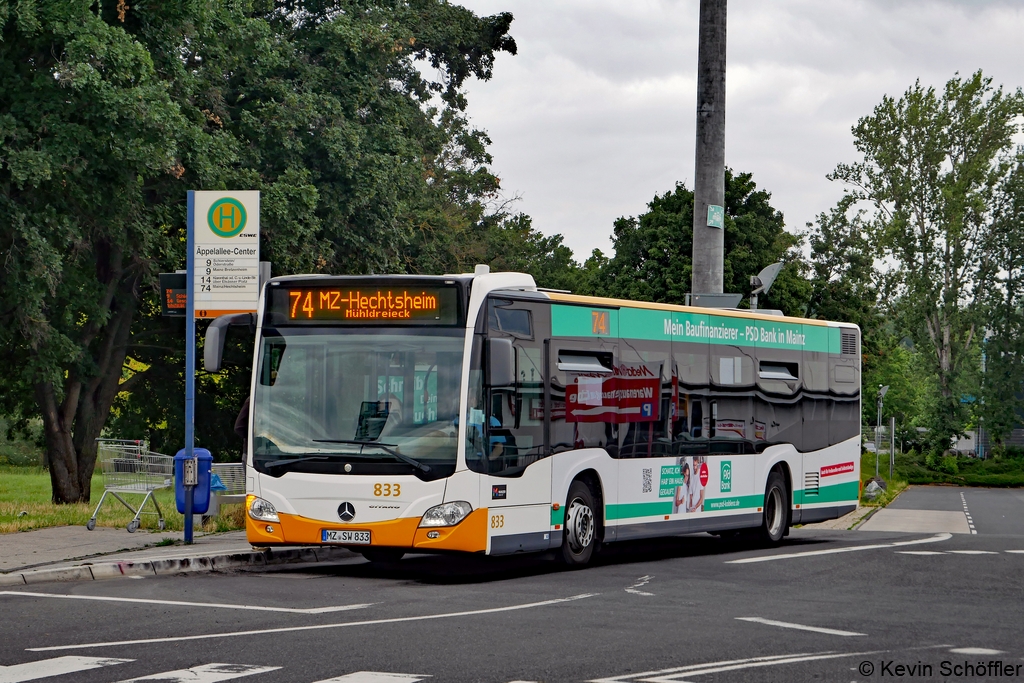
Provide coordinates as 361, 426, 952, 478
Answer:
876, 385, 889, 477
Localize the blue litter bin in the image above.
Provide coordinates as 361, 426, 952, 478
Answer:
174, 448, 213, 515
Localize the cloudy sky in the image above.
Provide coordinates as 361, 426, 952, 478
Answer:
454, 0, 1024, 259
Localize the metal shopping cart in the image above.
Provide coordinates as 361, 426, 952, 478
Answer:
87, 439, 174, 532
205, 463, 246, 520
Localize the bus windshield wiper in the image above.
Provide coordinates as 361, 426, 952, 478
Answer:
312, 439, 431, 473
262, 451, 393, 471
263, 454, 342, 470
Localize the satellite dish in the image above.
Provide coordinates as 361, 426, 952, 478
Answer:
750, 262, 784, 295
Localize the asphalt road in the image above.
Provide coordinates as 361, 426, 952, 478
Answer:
2, 486, 1023, 683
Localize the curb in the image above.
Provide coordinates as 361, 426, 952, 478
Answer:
0, 546, 355, 586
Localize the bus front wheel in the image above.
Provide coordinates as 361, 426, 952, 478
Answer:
560, 480, 600, 567
759, 470, 789, 546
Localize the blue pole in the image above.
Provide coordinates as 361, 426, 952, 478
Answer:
184, 191, 196, 544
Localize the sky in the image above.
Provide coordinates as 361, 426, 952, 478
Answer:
453, 0, 1024, 259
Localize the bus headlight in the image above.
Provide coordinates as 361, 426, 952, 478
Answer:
248, 495, 280, 523
419, 501, 472, 527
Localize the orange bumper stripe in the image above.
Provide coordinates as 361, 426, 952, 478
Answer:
246, 506, 487, 552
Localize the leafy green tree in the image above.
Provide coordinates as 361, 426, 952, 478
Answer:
0, 2, 194, 502
581, 170, 810, 315
478, 213, 580, 291
804, 195, 879, 335
1, 0, 517, 500
829, 71, 1023, 449
979, 155, 1024, 444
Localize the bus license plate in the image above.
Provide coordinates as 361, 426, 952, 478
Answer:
321, 529, 371, 544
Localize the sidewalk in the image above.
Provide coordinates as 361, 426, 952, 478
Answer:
0, 525, 355, 586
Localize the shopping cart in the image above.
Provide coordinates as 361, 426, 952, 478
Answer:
206, 463, 246, 519
87, 439, 174, 533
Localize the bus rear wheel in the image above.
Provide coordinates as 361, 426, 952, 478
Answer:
560, 480, 600, 567
759, 470, 789, 546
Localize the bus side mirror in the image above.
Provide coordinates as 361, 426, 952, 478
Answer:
486, 338, 515, 387
204, 313, 254, 372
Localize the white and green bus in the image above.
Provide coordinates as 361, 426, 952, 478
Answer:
226, 269, 860, 566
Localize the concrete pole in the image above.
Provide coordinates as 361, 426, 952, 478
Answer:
691, 0, 727, 294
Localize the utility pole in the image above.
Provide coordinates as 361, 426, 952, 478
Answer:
691, 0, 727, 294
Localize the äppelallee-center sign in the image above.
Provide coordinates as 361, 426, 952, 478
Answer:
191, 191, 260, 318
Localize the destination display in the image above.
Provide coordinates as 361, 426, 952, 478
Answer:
268, 285, 460, 325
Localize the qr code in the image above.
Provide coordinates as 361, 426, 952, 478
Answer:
642, 468, 652, 494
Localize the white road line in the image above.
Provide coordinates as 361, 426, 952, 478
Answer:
0, 656, 132, 683
725, 533, 951, 563
625, 575, 654, 596
0, 591, 373, 615
949, 647, 1005, 655
312, 673, 430, 683
639, 651, 883, 683
735, 617, 866, 637
587, 653, 837, 683
896, 551, 945, 555
119, 663, 280, 682
28, 594, 598, 652
960, 492, 977, 535
1006, 550, 1024, 554
948, 550, 998, 555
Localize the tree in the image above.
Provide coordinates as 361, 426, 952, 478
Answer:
979, 154, 1024, 444
829, 71, 1024, 448
1, 1, 517, 500
0, 2, 194, 502
581, 170, 810, 315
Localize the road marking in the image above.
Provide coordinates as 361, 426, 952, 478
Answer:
590, 650, 884, 683
897, 551, 945, 555
640, 651, 883, 682
587, 653, 839, 683
725, 533, 951, 563
312, 674, 429, 683
625, 575, 654, 596
28, 594, 598, 652
0, 591, 373, 615
0, 656, 132, 683
735, 617, 866, 637
1006, 550, 1024, 554
119, 663, 280, 682
949, 647, 1005, 655
948, 550, 998, 555
960, 492, 977, 534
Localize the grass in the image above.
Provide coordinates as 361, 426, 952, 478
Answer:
0, 466, 244, 534
859, 450, 908, 507
856, 446, 1024, 506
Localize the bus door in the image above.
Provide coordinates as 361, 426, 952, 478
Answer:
477, 298, 552, 555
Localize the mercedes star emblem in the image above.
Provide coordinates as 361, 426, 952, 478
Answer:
337, 502, 356, 522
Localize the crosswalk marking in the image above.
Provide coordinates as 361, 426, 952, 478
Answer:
0, 656, 132, 683
119, 663, 280, 682
312, 674, 430, 683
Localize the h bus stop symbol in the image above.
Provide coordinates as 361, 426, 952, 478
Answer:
207, 197, 248, 237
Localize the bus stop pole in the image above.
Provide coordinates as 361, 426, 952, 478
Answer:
184, 191, 196, 544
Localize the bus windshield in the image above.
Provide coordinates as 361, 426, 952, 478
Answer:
252, 327, 465, 480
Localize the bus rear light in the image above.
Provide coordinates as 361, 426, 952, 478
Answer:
419, 501, 472, 527
248, 495, 280, 523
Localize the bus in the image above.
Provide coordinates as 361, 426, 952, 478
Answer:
226, 268, 861, 566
